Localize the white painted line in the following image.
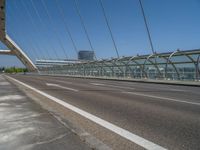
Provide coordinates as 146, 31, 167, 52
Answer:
46, 83, 78, 92
123, 92, 200, 106
90, 83, 135, 90
0, 95, 24, 101
7, 76, 166, 150
90, 83, 105, 86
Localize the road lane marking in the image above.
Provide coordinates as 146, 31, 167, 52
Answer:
52, 79, 72, 84
90, 83, 105, 86
123, 92, 200, 106
7, 76, 166, 150
46, 83, 78, 92
90, 83, 135, 90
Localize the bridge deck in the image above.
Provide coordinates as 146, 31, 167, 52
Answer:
6, 74, 200, 150
0, 75, 91, 150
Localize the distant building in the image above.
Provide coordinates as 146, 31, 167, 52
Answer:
78, 50, 94, 61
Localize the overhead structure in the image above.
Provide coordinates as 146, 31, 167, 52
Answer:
0, 0, 37, 72
0, 49, 13, 55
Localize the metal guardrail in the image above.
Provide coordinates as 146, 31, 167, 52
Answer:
36, 49, 200, 81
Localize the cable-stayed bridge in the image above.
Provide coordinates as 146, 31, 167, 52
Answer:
0, 0, 200, 81
0, 0, 200, 150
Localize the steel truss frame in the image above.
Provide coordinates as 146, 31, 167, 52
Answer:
37, 49, 200, 81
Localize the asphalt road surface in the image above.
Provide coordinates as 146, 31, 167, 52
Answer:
7, 75, 200, 150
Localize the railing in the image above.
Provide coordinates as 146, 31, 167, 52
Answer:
36, 49, 200, 81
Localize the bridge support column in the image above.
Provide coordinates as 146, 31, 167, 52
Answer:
0, 34, 38, 72
0, 0, 38, 72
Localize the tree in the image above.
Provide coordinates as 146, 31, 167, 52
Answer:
4, 67, 28, 73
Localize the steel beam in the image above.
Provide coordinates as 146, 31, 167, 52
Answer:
0, 0, 38, 72
0, 49, 14, 55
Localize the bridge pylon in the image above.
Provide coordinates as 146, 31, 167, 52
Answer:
0, 0, 38, 72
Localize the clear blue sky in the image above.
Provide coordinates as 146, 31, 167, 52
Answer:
0, 0, 200, 67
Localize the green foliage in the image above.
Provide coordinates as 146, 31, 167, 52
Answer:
3, 67, 28, 73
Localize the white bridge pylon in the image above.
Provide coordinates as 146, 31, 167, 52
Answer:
0, 0, 38, 72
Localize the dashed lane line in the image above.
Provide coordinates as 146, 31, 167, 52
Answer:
46, 83, 78, 92
90, 83, 135, 90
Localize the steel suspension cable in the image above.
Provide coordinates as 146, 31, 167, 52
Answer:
8, 3, 38, 62
30, 0, 62, 73
98, 0, 120, 58
55, 0, 78, 55
40, 0, 71, 74
19, 0, 48, 61
138, 0, 155, 54
73, 0, 97, 60
138, 0, 158, 75
40, 0, 69, 59
30, 0, 60, 60
16, 1, 55, 73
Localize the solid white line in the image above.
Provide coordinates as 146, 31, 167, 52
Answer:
46, 83, 78, 92
90, 83, 135, 90
90, 83, 105, 86
123, 92, 200, 106
6, 76, 166, 150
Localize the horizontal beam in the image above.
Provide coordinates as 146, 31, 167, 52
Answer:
0, 0, 38, 72
0, 49, 14, 55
